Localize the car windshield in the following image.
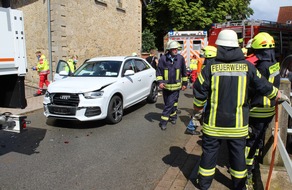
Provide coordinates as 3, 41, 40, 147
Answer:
73, 61, 122, 77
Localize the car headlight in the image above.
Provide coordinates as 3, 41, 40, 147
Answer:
44, 91, 50, 98
83, 91, 104, 99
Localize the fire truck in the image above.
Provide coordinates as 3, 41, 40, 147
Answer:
0, 7, 29, 133
163, 30, 208, 67
208, 19, 292, 62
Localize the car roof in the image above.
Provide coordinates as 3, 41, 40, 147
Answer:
88, 56, 143, 62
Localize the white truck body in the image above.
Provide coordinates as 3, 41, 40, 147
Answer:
0, 7, 28, 133
0, 7, 27, 76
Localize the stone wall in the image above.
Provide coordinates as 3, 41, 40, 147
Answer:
7, 0, 142, 85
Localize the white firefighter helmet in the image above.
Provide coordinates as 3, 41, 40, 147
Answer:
215, 29, 239, 47
166, 40, 182, 50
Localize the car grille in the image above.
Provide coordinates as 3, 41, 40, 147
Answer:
51, 93, 79, 106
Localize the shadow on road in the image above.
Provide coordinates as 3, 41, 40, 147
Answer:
0, 127, 46, 156
163, 141, 239, 189
162, 146, 201, 185
46, 118, 107, 129
183, 92, 194, 99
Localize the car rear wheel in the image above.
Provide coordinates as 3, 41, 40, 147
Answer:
106, 95, 123, 124
146, 83, 158, 103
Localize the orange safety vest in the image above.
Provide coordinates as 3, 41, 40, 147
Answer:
197, 57, 205, 73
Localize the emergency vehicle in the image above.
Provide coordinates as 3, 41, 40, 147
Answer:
0, 7, 29, 133
208, 19, 292, 61
163, 31, 208, 67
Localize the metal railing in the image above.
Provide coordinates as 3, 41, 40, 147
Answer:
275, 101, 292, 182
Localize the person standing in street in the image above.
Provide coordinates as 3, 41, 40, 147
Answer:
33, 51, 50, 96
188, 55, 198, 87
156, 40, 188, 130
146, 49, 162, 96
192, 29, 289, 190
146, 49, 159, 70
245, 32, 281, 180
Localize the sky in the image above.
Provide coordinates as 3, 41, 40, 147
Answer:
249, 0, 292, 21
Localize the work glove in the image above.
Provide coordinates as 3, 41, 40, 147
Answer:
277, 90, 291, 105
192, 108, 204, 127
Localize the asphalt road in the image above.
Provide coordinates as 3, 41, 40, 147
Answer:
0, 89, 195, 190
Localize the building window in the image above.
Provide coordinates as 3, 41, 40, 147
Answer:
95, 0, 107, 6
117, 0, 122, 8
116, 0, 125, 12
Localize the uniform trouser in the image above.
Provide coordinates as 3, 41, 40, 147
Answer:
37, 74, 50, 94
245, 116, 273, 172
198, 134, 247, 190
159, 89, 179, 126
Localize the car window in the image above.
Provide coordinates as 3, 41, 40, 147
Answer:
74, 61, 122, 77
123, 60, 135, 74
134, 59, 149, 72
56, 60, 70, 74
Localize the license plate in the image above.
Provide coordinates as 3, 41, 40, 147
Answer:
48, 106, 76, 115
52, 107, 70, 114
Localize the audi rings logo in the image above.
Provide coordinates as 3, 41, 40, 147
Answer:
60, 95, 71, 100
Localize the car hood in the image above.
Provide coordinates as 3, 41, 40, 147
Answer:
48, 77, 117, 93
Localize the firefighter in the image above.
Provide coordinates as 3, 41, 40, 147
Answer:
33, 51, 50, 96
156, 40, 188, 130
193, 29, 288, 190
201, 45, 217, 67
245, 32, 285, 180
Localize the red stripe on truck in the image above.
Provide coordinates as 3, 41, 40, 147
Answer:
0, 58, 14, 62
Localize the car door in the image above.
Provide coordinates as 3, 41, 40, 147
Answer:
134, 59, 154, 97
53, 60, 72, 81
119, 59, 141, 105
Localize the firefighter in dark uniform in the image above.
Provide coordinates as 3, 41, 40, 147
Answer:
192, 29, 288, 190
156, 40, 188, 130
245, 32, 282, 178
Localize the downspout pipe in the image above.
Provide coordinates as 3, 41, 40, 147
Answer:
47, 0, 53, 81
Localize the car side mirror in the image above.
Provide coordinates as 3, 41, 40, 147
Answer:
124, 70, 135, 76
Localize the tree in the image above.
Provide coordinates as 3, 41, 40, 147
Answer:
143, 0, 253, 50
142, 29, 156, 53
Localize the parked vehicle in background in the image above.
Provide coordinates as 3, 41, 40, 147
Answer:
43, 56, 158, 124
163, 30, 208, 67
208, 19, 292, 62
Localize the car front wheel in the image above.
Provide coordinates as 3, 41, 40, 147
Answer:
106, 95, 123, 124
146, 83, 158, 103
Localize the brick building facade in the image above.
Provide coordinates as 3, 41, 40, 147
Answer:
1, 0, 143, 84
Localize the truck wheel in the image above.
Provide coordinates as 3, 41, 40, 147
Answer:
146, 83, 158, 103
106, 95, 123, 124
